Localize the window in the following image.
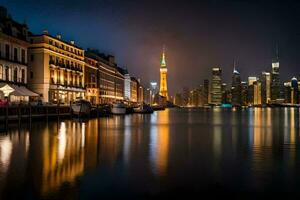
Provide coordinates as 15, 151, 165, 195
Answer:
0, 43, 2, 57
5, 66, 9, 81
14, 48, 18, 62
30, 54, 34, 61
0, 65, 2, 79
5, 44, 9, 59
21, 69, 25, 83
21, 49, 25, 63
14, 68, 18, 82
30, 71, 33, 79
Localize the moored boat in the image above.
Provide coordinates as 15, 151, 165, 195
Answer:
133, 103, 153, 114
71, 99, 92, 116
111, 102, 127, 115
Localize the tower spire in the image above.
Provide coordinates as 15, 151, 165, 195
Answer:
161, 45, 166, 67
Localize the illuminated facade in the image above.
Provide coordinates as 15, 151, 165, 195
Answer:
130, 77, 138, 103
0, 7, 38, 102
159, 48, 168, 99
28, 32, 85, 103
124, 72, 131, 101
211, 67, 222, 105
85, 50, 124, 103
231, 67, 242, 106
271, 52, 281, 101
261, 71, 271, 105
253, 81, 262, 105
84, 56, 98, 105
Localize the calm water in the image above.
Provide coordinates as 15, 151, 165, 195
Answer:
1, 108, 300, 199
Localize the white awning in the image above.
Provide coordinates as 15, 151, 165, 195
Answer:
0, 84, 39, 97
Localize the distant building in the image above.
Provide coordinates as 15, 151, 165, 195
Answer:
291, 77, 298, 104
247, 77, 258, 105
85, 49, 125, 104
124, 72, 131, 101
231, 67, 242, 106
271, 51, 281, 101
211, 67, 222, 105
182, 87, 189, 106
241, 81, 248, 106
130, 77, 138, 102
284, 82, 291, 103
159, 47, 168, 99
203, 79, 209, 105
260, 72, 271, 105
253, 81, 262, 105
84, 55, 99, 105
222, 83, 230, 104
174, 93, 182, 106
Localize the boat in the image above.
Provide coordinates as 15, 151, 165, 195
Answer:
71, 99, 91, 116
111, 102, 127, 115
152, 105, 165, 111
133, 103, 154, 114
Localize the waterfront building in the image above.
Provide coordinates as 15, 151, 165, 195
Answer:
260, 72, 271, 105
0, 6, 38, 102
124, 71, 131, 101
144, 88, 151, 104
130, 77, 138, 103
222, 83, 230, 104
182, 87, 189, 106
84, 55, 98, 105
85, 49, 124, 104
159, 48, 168, 99
138, 83, 144, 103
28, 32, 85, 103
284, 82, 291, 103
203, 79, 209, 105
190, 89, 201, 107
291, 77, 298, 104
253, 81, 262, 105
271, 50, 281, 101
247, 77, 258, 105
231, 67, 242, 106
241, 81, 248, 106
174, 93, 182, 106
211, 67, 222, 105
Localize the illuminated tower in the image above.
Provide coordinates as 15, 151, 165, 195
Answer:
159, 47, 168, 99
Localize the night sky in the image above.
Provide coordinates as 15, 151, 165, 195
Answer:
3, 0, 300, 95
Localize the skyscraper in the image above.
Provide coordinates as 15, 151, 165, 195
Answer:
261, 72, 271, 105
247, 76, 258, 105
253, 81, 262, 105
203, 79, 209, 105
231, 67, 242, 106
211, 67, 222, 105
271, 47, 280, 101
291, 77, 298, 104
159, 47, 168, 100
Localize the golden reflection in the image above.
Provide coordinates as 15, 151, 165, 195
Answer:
0, 136, 12, 174
213, 110, 222, 159
41, 121, 85, 196
98, 118, 122, 166
84, 120, 99, 170
150, 109, 170, 176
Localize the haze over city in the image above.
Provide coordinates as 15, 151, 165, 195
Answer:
3, 0, 300, 94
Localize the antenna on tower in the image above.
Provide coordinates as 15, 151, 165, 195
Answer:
275, 42, 279, 60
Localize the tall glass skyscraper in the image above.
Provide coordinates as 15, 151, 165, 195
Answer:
211, 67, 222, 105
231, 67, 242, 106
271, 50, 281, 101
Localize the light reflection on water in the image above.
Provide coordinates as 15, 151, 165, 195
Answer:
0, 108, 300, 198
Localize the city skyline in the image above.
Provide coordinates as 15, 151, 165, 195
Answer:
3, 0, 300, 94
